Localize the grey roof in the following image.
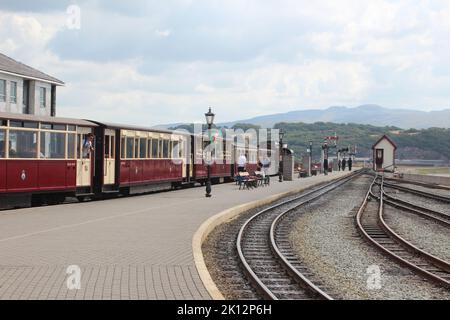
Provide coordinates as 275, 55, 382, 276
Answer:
0, 53, 64, 85
0, 112, 96, 126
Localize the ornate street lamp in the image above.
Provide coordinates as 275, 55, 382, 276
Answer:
279, 129, 284, 182
205, 107, 215, 198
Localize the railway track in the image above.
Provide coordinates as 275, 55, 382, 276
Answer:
382, 181, 450, 203
236, 170, 363, 300
356, 175, 450, 288
382, 190, 450, 228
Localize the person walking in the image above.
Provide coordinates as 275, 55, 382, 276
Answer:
342, 158, 347, 171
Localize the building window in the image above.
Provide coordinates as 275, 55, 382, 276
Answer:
0, 80, 5, 102
10, 81, 17, 104
40, 87, 46, 108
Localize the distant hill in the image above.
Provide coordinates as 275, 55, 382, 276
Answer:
274, 122, 450, 162
219, 105, 450, 129
157, 105, 450, 130
168, 121, 450, 162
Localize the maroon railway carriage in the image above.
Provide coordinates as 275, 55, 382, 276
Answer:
0, 113, 97, 209
91, 122, 235, 194
192, 133, 234, 184
91, 122, 192, 195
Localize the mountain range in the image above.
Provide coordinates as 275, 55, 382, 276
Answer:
157, 105, 450, 129
218, 105, 450, 129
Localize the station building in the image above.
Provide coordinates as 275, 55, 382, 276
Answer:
372, 135, 397, 172
0, 53, 64, 117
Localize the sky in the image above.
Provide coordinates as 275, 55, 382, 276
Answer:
1, 0, 450, 126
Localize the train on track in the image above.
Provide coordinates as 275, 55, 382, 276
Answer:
0, 112, 279, 209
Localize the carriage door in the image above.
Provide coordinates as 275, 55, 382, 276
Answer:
76, 127, 93, 187
104, 129, 116, 185
375, 149, 384, 170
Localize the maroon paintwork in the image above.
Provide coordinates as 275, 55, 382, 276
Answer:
194, 162, 232, 179
119, 159, 183, 185
0, 160, 77, 193
0, 160, 6, 192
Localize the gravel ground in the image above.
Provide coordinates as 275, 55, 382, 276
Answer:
384, 187, 450, 215
396, 182, 450, 198
289, 175, 450, 300
383, 205, 450, 262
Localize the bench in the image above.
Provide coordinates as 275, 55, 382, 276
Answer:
254, 171, 270, 187
237, 172, 258, 190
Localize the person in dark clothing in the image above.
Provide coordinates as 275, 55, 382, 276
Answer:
323, 158, 328, 175
338, 159, 342, 171
348, 158, 353, 171
342, 158, 347, 171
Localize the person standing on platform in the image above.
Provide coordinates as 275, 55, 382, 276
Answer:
342, 158, 347, 171
323, 158, 328, 175
338, 159, 342, 171
348, 157, 353, 171
237, 153, 247, 172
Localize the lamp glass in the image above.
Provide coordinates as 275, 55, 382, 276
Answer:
205, 107, 215, 125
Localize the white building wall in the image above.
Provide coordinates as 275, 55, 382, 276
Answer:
373, 139, 395, 170
0, 73, 52, 116
0, 73, 23, 114
33, 81, 52, 117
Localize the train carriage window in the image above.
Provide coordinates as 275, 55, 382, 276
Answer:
0, 130, 5, 158
77, 135, 81, 159
159, 140, 164, 158
40, 132, 66, 159
121, 137, 126, 158
163, 140, 169, 158
134, 138, 139, 158
110, 136, 115, 158
126, 137, 134, 159
9, 130, 38, 158
53, 124, 66, 131
23, 121, 39, 129
172, 140, 179, 158
151, 139, 158, 158
147, 139, 152, 158
139, 138, 147, 158
67, 133, 75, 159
105, 135, 111, 159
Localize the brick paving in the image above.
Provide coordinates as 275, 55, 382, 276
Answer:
0, 172, 351, 299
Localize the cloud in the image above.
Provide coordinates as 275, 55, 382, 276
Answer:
1, 1, 450, 125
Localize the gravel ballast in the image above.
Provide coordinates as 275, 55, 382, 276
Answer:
289, 175, 450, 299
383, 205, 450, 262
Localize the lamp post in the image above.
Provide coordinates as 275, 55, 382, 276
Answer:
204, 107, 215, 198
309, 140, 313, 177
322, 140, 329, 175
278, 129, 284, 182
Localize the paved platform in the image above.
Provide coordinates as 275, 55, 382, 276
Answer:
0, 171, 352, 300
